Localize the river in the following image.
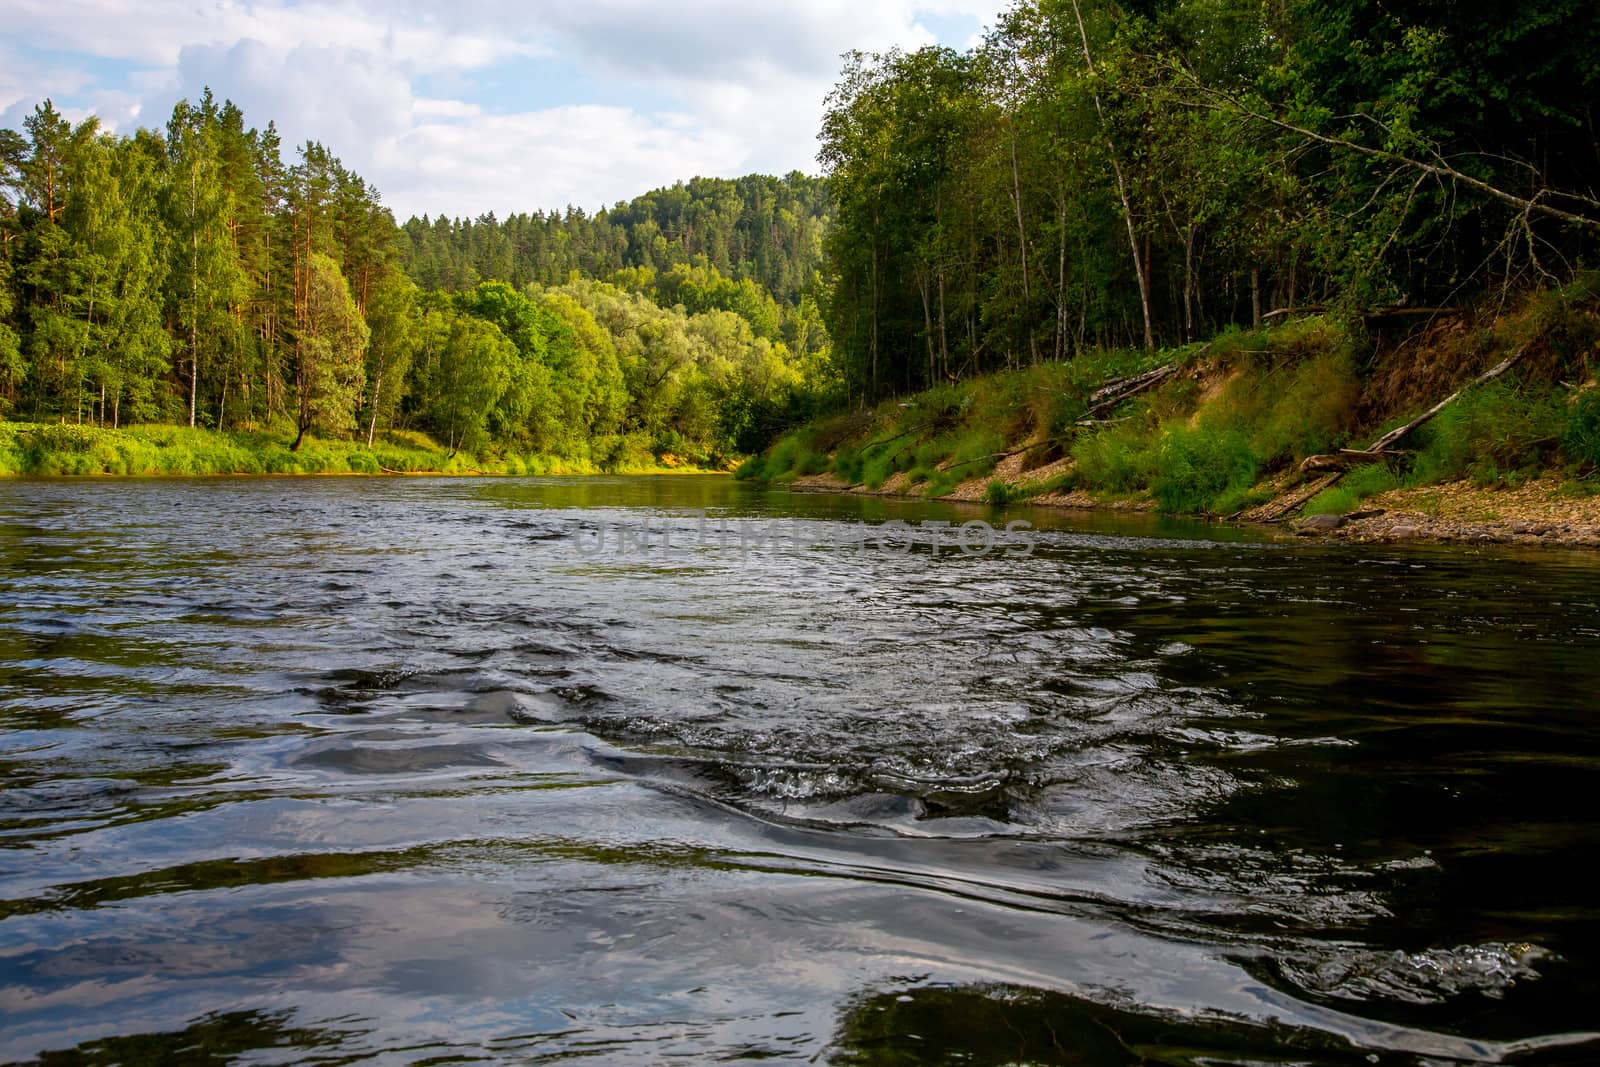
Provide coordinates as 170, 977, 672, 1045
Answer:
2, 475, 1598, 1064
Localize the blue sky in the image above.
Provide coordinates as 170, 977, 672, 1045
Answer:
1, 0, 1007, 219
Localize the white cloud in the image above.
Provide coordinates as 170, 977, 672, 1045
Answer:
5, 0, 1012, 219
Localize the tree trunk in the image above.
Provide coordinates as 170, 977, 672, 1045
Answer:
1071, 0, 1154, 350
189, 160, 200, 429
937, 265, 949, 379
869, 209, 880, 399
1251, 268, 1262, 327
1007, 116, 1038, 365
1183, 223, 1197, 342
1056, 193, 1068, 361
367, 369, 383, 448
919, 271, 935, 388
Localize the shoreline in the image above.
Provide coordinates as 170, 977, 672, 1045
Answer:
781, 470, 1600, 551
1, 466, 731, 481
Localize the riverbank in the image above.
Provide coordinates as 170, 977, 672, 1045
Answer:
743, 281, 1600, 549
0, 422, 722, 478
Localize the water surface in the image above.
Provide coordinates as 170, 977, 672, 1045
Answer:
2, 476, 1598, 1063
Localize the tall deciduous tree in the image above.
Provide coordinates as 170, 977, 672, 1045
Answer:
291, 252, 368, 449
165, 93, 244, 427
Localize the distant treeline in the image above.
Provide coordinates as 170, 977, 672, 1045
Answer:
819, 0, 1600, 398
401, 174, 832, 308
0, 98, 836, 463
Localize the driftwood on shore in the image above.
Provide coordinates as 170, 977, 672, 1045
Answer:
1250, 473, 1343, 523
1255, 346, 1528, 521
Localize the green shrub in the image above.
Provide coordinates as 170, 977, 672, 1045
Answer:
832, 446, 864, 485
923, 469, 965, 497
1343, 462, 1400, 498
1563, 389, 1600, 470
1411, 381, 1564, 486
913, 436, 953, 472
734, 455, 766, 480
346, 451, 381, 474
1251, 351, 1360, 461
984, 479, 1020, 505
1304, 463, 1398, 517
763, 435, 804, 479
793, 448, 828, 477
861, 451, 898, 490
952, 427, 1006, 472
1071, 420, 1160, 494
1150, 425, 1260, 513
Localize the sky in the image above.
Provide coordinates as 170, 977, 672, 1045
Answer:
1, 0, 1008, 221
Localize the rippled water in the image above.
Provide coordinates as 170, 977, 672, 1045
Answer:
3, 476, 1599, 1064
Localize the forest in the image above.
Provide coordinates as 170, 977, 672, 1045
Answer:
819, 0, 1599, 398
0, 100, 835, 472
2, 0, 1598, 477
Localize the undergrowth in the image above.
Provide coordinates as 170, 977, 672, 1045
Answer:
0, 422, 664, 477
738, 288, 1600, 516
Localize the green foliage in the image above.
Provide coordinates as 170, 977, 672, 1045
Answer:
861, 450, 899, 491
0, 96, 832, 475
0, 420, 658, 477
762, 435, 806, 480
983, 479, 1022, 505
831, 446, 864, 485
1563, 389, 1600, 470
403, 175, 832, 311
1304, 485, 1360, 516
1306, 459, 1402, 517
1150, 426, 1261, 514
1410, 381, 1565, 486
1071, 420, 1162, 495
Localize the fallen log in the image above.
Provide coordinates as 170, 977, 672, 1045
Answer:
1086, 363, 1178, 417
1089, 363, 1177, 404
1364, 306, 1461, 320
1262, 306, 1327, 321
1251, 472, 1343, 523
1299, 454, 1347, 474
1362, 346, 1527, 455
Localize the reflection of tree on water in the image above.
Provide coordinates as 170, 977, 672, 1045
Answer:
29, 1010, 369, 1065
825, 984, 1352, 1066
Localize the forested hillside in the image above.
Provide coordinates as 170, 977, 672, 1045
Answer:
401, 174, 831, 307
819, 0, 1600, 399
0, 99, 834, 470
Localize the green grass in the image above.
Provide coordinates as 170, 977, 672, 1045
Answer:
0, 422, 670, 478
1563, 388, 1600, 471
1149, 425, 1261, 514
1408, 380, 1565, 487
983, 479, 1024, 505
860, 450, 899, 490
832, 445, 865, 485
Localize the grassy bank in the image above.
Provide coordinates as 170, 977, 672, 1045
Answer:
740, 280, 1600, 520
0, 423, 712, 478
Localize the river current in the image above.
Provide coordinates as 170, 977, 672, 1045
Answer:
2, 476, 1598, 1063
